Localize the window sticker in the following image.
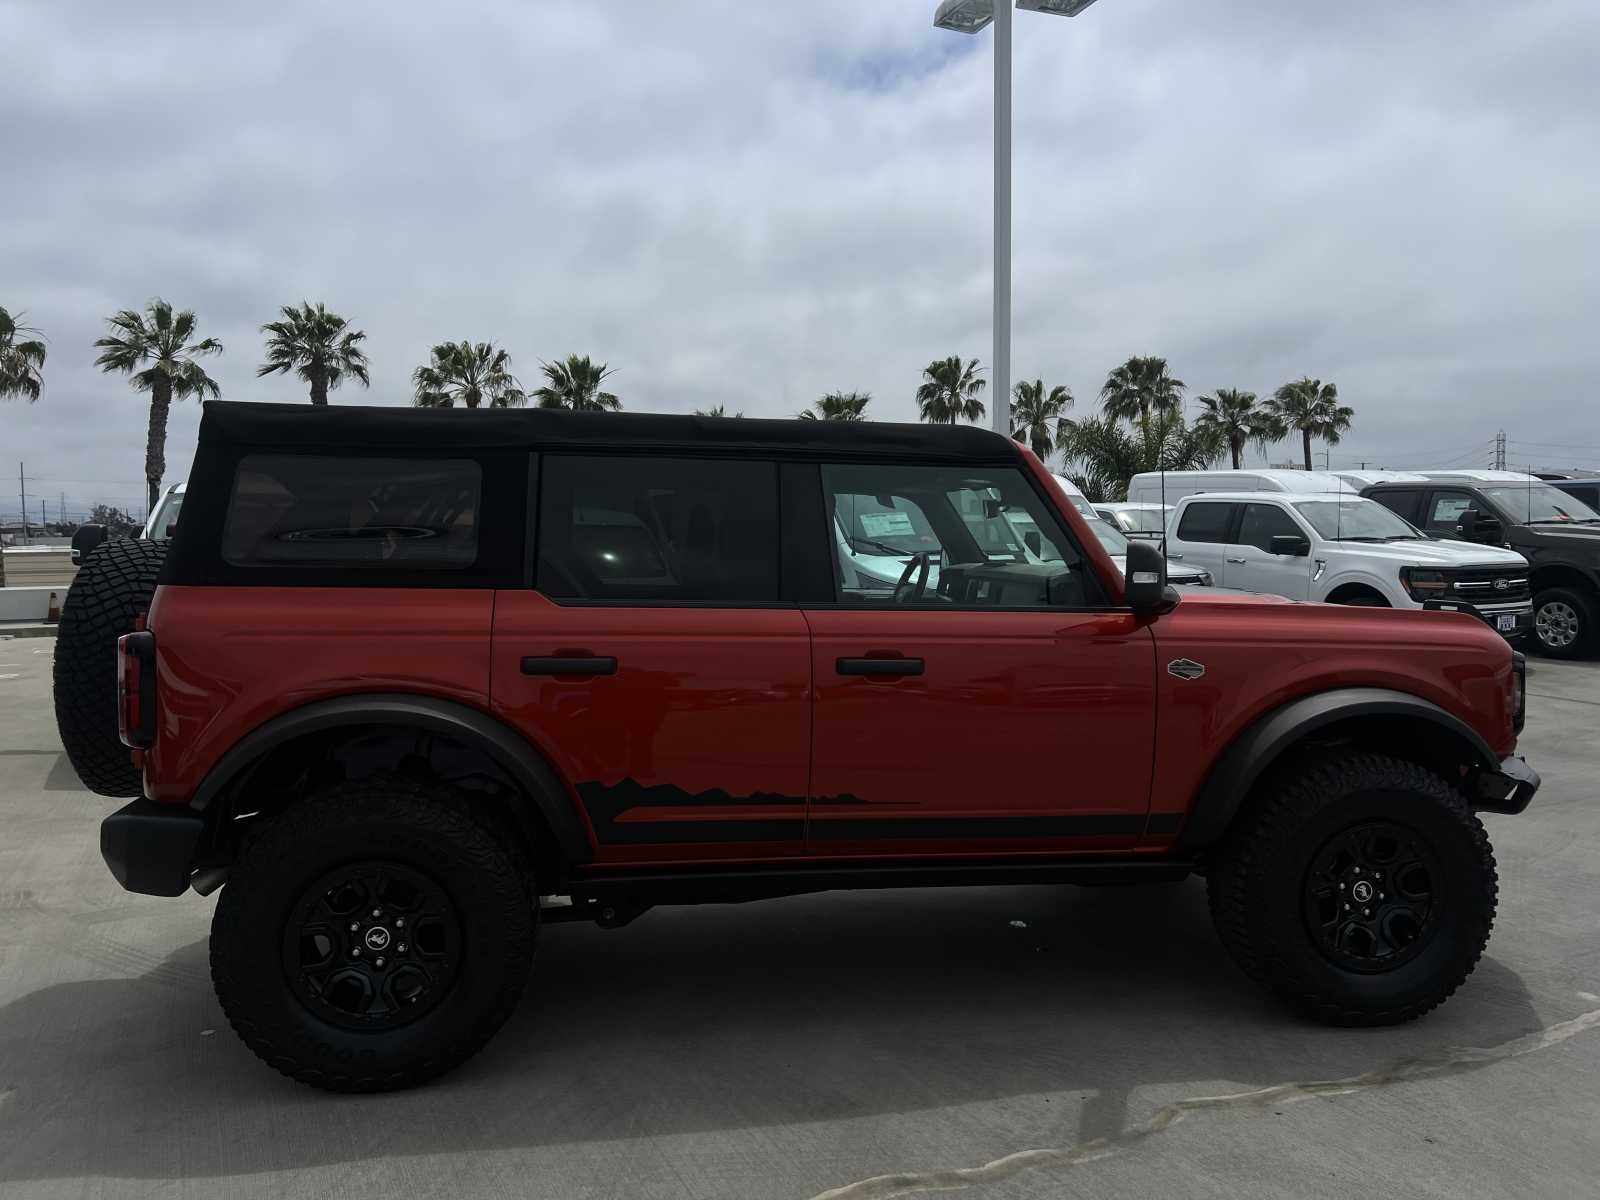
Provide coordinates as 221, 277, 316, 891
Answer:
859, 511, 916, 538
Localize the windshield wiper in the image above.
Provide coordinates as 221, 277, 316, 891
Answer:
1382, 534, 1422, 541
1338, 535, 1385, 542
850, 536, 921, 557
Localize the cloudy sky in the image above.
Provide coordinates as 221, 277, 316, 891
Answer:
4, 0, 1598, 521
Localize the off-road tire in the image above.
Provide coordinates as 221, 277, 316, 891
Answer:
1207, 752, 1497, 1026
52, 538, 168, 797
211, 777, 536, 1092
1531, 586, 1598, 660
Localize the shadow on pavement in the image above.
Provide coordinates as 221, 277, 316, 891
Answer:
0, 879, 1543, 1184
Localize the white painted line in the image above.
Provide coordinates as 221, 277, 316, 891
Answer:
0, 674, 20, 681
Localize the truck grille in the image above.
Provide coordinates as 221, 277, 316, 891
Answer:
1448, 567, 1529, 604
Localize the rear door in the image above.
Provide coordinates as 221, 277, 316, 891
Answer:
491, 454, 811, 864
1167, 501, 1237, 584
803, 460, 1156, 856
1222, 502, 1313, 598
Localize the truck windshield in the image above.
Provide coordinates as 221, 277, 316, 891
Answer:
1118, 508, 1167, 533
1293, 499, 1421, 541
1481, 484, 1600, 525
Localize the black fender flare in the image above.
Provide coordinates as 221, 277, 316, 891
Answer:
1175, 687, 1498, 854
190, 693, 592, 863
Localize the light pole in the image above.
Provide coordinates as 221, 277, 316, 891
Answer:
933, 0, 1102, 438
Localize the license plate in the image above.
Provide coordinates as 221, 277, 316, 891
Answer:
1496, 614, 1517, 632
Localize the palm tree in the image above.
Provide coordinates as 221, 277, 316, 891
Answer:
93, 299, 222, 510
1059, 411, 1224, 502
533, 354, 621, 412
799, 391, 870, 421
695, 404, 744, 417
1100, 356, 1186, 437
257, 301, 369, 405
1266, 377, 1354, 470
0, 307, 47, 404
1009, 379, 1073, 458
412, 341, 525, 409
916, 356, 986, 425
1195, 388, 1283, 470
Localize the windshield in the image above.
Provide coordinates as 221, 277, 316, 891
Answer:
1118, 508, 1167, 533
1293, 499, 1420, 541
1482, 484, 1600, 525
147, 491, 184, 541
1085, 516, 1129, 556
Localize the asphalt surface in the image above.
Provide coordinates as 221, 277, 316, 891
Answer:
1, 638, 1597, 1200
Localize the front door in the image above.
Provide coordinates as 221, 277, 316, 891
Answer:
805, 460, 1157, 856
492, 453, 810, 864
1221, 502, 1313, 598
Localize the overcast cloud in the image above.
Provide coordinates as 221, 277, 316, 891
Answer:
3, 0, 1598, 519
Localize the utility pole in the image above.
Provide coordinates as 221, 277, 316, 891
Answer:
1494, 430, 1507, 471
18, 462, 29, 546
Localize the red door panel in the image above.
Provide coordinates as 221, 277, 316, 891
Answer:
491, 592, 811, 865
804, 609, 1156, 856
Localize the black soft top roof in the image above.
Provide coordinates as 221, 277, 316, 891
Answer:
200, 401, 1021, 465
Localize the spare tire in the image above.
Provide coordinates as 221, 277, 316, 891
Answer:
53, 538, 168, 797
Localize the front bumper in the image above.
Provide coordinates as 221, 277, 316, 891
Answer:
1472, 755, 1541, 815
101, 798, 206, 896
1422, 598, 1533, 643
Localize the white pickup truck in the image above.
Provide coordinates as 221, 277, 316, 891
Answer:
1164, 490, 1533, 642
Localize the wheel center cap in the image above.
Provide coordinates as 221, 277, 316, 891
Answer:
364, 926, 392, 951
1351, 880, 1375, 904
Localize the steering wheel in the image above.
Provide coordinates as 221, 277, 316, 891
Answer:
893, 553, 931, 604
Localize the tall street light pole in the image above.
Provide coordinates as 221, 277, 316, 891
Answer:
933, 0, 1103, 438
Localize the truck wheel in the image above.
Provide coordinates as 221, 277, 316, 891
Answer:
1532, 587, 1598, 659
52, 538, 168, 798
1207, 752, 1496, 1026
211, 777, 536, 1092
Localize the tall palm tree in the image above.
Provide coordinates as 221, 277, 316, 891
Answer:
1058, 411, 1224, 502
1194, 388, 1283, 470
533, 354, 621, 411
1100, 356, 1186, 437
1266, 377, 1354, 470
1009, 379, 1073, 458
799, 391, 870, 421
694, 404, 744, 417
93, 299, 222, 510
256, 301, 369, 405
412, 341, 525, 409
0, 307, 47, 403
916, 356, 986, 425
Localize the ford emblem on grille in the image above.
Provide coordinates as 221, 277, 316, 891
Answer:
1168, 658, 1206, 680
1494, 578, 1509, 590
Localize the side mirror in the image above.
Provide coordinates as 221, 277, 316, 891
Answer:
1458, 508, 1501, 544
1124, 540, 1178, 616
71, 523, 108, 564
1269, 534, 1310, 557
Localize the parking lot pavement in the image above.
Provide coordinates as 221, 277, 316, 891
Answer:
1, 644, 1597, 1200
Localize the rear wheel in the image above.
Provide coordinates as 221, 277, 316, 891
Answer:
1208, 753, 1496, 1025
211, 777, 536, 1092
1532, 586, 1598, 659
52, 538, 168, 797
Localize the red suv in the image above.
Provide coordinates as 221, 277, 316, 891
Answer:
56, 402, 1538, 1092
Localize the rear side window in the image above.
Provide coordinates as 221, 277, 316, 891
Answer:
1371, 488, 1421, 523
222, 456, 481, 568
1176, 502, 1235, 543
537, 456, 779, 603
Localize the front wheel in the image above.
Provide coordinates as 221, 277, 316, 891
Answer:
1208, 753, 1497, 1025
211, 778, 536, 1092
1532, 586, 1598, 659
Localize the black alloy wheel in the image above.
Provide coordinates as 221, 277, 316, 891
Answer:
1302, 821, 1442, 973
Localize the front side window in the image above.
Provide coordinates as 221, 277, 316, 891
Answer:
1176, 502, 1236, 544
536, 456, 779, 603
1236, 503, 1306, 552
1424, 491, 1476, 533
222, 456, 480, 568
823, 463, 1093, 608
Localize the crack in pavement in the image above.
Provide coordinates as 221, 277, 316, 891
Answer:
807, 1002, 1600, 1200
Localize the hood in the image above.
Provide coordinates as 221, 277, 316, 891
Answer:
1513, 523, 1600, 543
1326, 539, 1527, 568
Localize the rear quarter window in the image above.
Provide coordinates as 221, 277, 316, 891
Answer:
222, 455, 482, 569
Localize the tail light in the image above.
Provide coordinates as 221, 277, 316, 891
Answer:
116, 631, 157, 749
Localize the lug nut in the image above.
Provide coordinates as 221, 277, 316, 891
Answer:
1338, 882, 1345, 891
349, 922, 359, 932
1353, 867, 1361, 875
1343, 903, 1350, 911
395, 918, 405, 928
350, 948, 360, 958
1379, 892, 1386, 900
371, 908, 382, 918
375, 957, 386, 968
397, 943, 407, 953
1362, 908, 1371, 916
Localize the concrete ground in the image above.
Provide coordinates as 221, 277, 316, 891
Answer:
1, 640, 1597, 1200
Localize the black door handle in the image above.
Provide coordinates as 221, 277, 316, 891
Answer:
836, 657, 924, 677
521, 656, 617, 676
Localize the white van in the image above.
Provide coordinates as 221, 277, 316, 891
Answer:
1333, 470, 1431, 491
1125, 469, 1356, 508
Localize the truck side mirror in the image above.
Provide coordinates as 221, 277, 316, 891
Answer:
1457, 508, 1502, 544
1269, 534, 1310, 557
1123, 540, 1178, 616
70, 523, 108, 564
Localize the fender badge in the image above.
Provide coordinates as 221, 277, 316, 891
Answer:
1168, 658, 1206, 681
